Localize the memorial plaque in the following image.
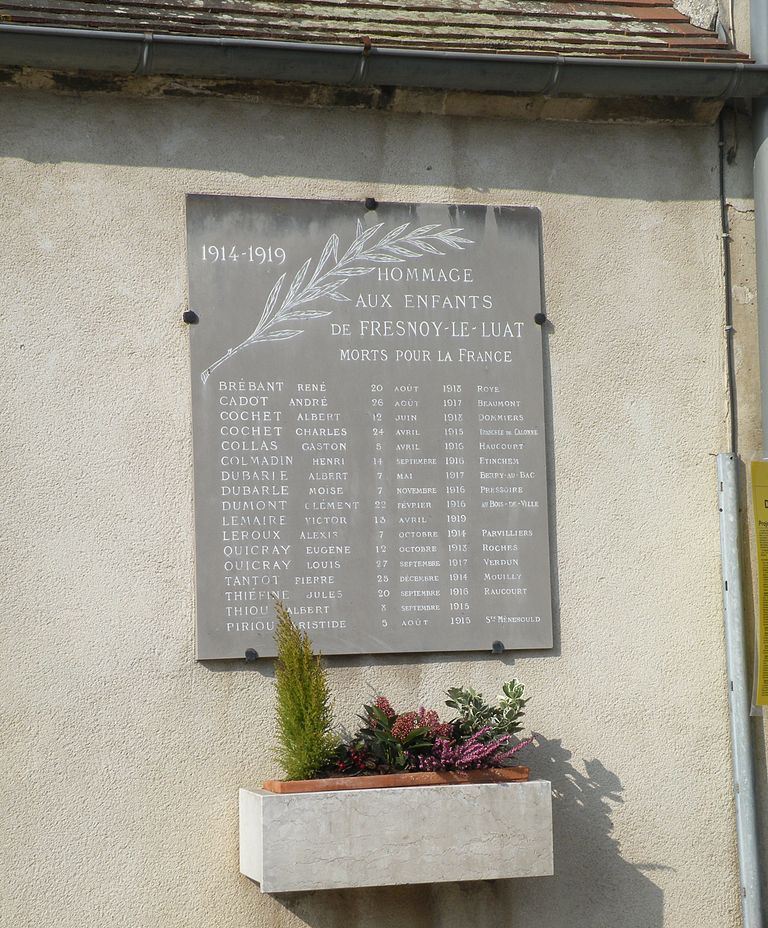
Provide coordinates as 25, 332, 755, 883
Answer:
187, 195, 553, 658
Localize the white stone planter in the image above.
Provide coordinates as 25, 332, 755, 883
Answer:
239, 780, 553, 892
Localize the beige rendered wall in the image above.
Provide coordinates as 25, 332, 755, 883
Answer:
0, 87, 743, 928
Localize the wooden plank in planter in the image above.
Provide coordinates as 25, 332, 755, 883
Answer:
262, 765, 529, 793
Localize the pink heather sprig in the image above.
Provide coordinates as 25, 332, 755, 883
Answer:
492, 736, 534, 764
416, 728, 533, 771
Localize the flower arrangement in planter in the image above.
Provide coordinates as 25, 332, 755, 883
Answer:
264, 602, 535, 793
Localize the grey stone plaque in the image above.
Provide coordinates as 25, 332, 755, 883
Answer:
187, 195, 553, 659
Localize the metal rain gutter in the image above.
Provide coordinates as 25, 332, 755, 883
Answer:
1, 22, 768, 98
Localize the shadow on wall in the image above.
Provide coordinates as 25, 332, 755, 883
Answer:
265, 737, 664, 928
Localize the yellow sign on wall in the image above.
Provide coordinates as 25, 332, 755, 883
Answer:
750, 461, 768, 706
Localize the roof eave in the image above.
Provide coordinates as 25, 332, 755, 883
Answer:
0, 23, 765, 99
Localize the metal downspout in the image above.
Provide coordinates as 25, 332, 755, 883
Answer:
718, 455, 764, 928
755, 0, 768, 445
716, 1, 768, 925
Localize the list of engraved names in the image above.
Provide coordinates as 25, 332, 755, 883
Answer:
188, 197, 553, 658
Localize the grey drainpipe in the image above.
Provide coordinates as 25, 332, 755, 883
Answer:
2, 22, 768, 99
0, 17, 765, 926
755, 0, 768, 444
747, 0, 768, 913
747, 0, 768, 918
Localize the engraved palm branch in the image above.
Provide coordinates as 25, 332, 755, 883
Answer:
200, 220, 474, 384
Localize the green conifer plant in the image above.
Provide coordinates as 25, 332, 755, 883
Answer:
274, 600, 337, 780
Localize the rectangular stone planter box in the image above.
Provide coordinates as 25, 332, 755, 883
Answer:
239, 779, 553, 892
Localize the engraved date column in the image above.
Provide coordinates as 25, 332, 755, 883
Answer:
370, 383, 393, 630
443, 383, 471, 626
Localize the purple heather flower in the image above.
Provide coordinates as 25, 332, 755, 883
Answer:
415, 727, 533, 771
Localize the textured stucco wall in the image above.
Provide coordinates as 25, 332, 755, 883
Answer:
0, 88, 741, 928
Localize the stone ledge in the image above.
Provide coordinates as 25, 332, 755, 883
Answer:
0, 69, 725, 126
239, 780, 553, 892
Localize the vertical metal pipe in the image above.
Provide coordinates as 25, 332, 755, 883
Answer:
718, 453, 763, 928
754, 0, 768, 444
720, 111, 739, 453
754, 98, 768, 444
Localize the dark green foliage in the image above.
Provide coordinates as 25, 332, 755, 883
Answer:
357, 704, 433, 772
321, 688, 534, 776
274, 600, 337, 780
322, 701, 435, 776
